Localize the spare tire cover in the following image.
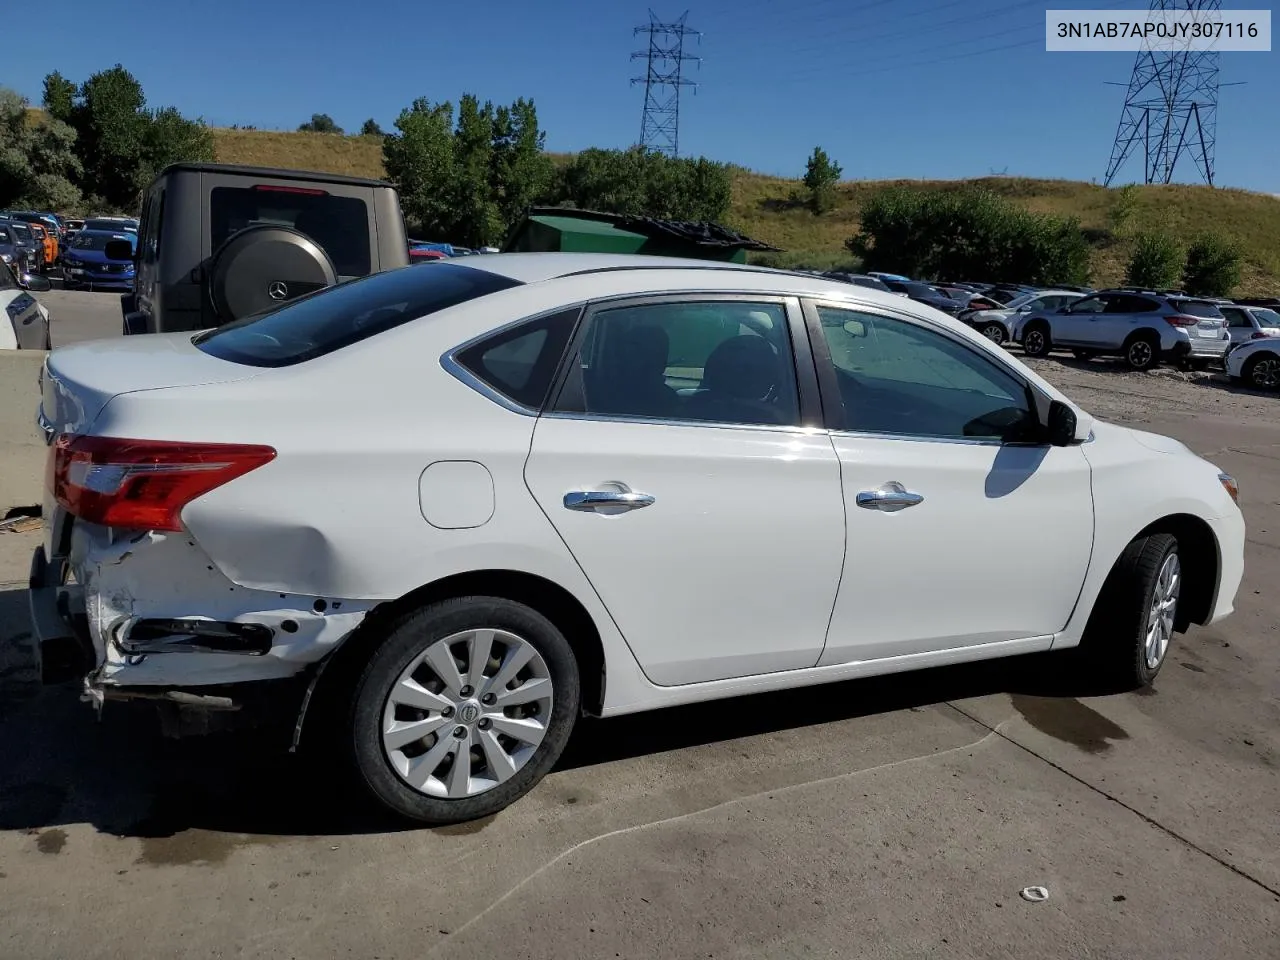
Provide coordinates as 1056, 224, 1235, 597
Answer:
208, 224, 338, 322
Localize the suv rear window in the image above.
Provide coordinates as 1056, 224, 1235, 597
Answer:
194, 262, 522, 367
1170, 299, 1225, 319
210, 186, 372, 277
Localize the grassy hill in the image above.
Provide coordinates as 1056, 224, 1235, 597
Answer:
209, 128, 1280, 295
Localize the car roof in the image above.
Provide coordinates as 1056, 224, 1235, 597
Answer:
157, 161, 393, 189
76, 228, 136, 238
451, 253, 922, 311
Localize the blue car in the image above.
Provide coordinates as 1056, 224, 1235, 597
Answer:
61, 229, 137, 290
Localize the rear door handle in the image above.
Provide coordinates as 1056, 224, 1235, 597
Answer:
564, 487, 655, 512
855, 481, 924, 513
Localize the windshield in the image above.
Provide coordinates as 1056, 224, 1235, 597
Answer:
84, 219, 137, 232
9, 223, 32, 242
71, 231, 135, 252
1252, 308, 1280, 329
194, 262, 523, 367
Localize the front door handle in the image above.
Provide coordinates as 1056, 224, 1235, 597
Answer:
564, 486, 655, 512
855, 481, 924, 513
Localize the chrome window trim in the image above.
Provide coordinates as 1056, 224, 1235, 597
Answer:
540, 409, 829, 436
439, 302, 589, 418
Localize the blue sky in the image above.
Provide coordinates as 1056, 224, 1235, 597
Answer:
7, 0, 1277, 191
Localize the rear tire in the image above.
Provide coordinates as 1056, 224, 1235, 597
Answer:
1078, 533, 1180, 690
1242, 351, 1280, 390
1124, 333, 1160, 371
1022, 322, 1051, 358
349, 597, 580, 824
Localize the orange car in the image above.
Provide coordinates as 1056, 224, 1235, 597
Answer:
26, 222, 57, 270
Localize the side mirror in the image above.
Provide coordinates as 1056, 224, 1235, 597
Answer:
843, 319, 866, 338
103, 239, 134, 262
20, 273, 52, 292
1045, 399, 1078, 447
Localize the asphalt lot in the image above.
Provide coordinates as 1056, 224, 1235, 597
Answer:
1, 290, 1277, 959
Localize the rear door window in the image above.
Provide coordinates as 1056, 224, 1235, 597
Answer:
194, 262, 522, 367
210, 185, 372, 277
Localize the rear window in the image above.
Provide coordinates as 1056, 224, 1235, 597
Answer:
194, 262, 522, 367
1170, 299, 1225, 319
1252, 308, 1280, 329
210, 186, 372, 277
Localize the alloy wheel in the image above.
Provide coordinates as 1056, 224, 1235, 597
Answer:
1144, 552, 1180, 670
1025, 330, 1046, 355
981, 324, 1006, 345
1249, 356, 1280, 389
381, 628, 553, 799
1128, 340, 1154, 369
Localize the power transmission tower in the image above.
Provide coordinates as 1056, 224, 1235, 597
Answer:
631, 10, 701, 157
1103, 0, 1221, 186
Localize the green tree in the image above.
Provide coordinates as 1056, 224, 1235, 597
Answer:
383, 97, 457, 238
1182, 233, 1241, 297
298, 113, 342, 133
1125, 231, 1182, 289
141, 106, 215, 183
360, 118, 384, 136
802, 146, 842, 214
41, 71, 77, 124
489, 98, 553, 230
452, 95, 502, 247
0, 87, 81, 210
68, 65, 150, 209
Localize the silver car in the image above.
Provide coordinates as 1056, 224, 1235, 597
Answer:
1020, 289, 1229, 371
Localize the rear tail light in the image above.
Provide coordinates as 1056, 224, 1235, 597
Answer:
1164, 315, 1200, 327
51, 435, 276, 531
1252, 331, 1270, 339
252, 184, 329, 196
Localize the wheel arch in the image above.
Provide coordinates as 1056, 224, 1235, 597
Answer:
297, 568, 607, 751
1133, 513, 1219, 629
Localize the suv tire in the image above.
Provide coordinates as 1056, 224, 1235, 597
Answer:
1022, 322, 1051, 358
1077, 533, 1179, 690
349, 596, 580, 824
978, 321, 1007, 345
1123, 332, 1160, 371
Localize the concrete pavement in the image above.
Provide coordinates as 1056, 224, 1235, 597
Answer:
0, 299, 1277, 958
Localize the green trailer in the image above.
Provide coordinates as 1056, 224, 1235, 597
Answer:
501, 207, 778, 263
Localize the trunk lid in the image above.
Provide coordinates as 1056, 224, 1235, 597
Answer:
40, 333, 264, 438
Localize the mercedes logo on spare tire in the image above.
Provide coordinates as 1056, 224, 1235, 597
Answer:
206, 224, 338, 323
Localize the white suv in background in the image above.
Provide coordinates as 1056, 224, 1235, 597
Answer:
964, 289, 1085, 345
1219, 303, 1280, 353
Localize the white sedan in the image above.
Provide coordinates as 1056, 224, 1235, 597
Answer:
1225, 335, 1280, 389
1, 261, 52, 350
29, 254, 1245, 823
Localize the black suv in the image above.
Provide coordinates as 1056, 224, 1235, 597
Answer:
114, 162, 410, 335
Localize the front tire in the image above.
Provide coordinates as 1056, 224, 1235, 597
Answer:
1242, 351, 1280, 390
350, 597, 580, 824
978, 321, 1007, 345
1079, 533, 1180, 689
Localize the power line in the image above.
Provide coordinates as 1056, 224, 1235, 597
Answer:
631, 11, 702, 158
774, 35, 1044, 86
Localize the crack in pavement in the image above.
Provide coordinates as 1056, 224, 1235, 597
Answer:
945, 701, 1280, 902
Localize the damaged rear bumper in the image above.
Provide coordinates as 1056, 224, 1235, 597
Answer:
28, 515, 376, 730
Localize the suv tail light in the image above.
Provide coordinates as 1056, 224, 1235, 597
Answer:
51, 435, 276, 531
1164, 314, 1201, 327
1252, 331, 1271, 339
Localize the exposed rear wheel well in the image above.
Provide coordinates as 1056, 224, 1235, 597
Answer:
1135, 514, 1218, 629
308, 570, 606, 738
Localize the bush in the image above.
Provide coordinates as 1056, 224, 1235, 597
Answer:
1182, 233, 1241, 297
556, 147, 733, 222
846, 186, 1090, 286
1125, 232, 1182, 289
298, 113, 342, 134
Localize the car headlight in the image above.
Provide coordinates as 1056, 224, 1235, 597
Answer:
1218, 473, 1239, 505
